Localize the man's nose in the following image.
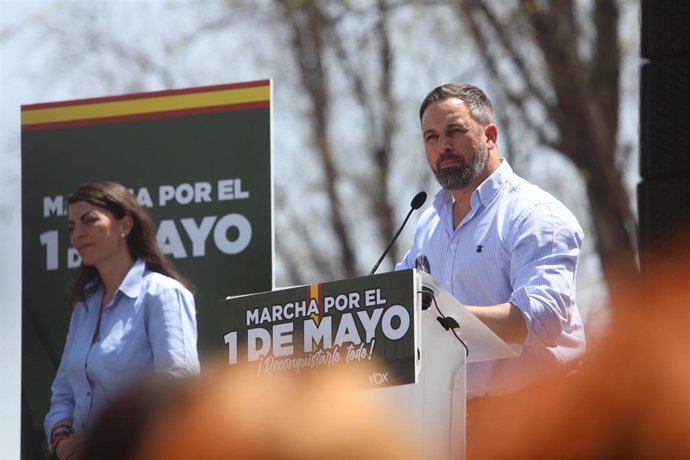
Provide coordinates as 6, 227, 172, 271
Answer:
438, 134, 452, 153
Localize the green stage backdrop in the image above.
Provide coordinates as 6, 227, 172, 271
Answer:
20, 80, 273, 459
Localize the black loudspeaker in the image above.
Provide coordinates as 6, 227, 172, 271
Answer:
640, 55, 690, 179
638, 177, 690, 252
641, 0, 690, 59
638, 0, 690, 261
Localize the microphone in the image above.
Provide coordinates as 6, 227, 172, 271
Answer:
368, 191, 427, 276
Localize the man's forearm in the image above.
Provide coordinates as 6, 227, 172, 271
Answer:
466, 302, 528, 344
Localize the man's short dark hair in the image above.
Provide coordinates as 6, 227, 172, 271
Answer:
419, 83, 495, 126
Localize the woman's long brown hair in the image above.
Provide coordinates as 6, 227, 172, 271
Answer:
66, 181, 193, 306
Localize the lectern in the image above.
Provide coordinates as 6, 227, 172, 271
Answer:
218, 269, 520, 460
372, 270, 521, 459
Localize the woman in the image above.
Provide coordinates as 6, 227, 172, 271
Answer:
44, 181, 200, 459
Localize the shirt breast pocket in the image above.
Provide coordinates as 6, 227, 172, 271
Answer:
459, 237, 511, 304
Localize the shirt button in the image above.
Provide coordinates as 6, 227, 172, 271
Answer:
449, 243, 457, 250
87, 391, 91, 396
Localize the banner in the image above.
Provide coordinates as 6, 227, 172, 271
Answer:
20, 80, 272, 456
218, 269, 419, 388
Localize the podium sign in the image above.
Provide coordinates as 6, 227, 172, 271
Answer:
218, 269, 520, 459
218, 269, 419, 387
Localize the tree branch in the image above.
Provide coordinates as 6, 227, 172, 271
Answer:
456, 0, 560, 150
276, 0, 358, 278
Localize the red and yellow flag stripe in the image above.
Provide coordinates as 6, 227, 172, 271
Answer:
308, 283, 323, 352
307, 283, 323, 326
21, 80, 270, 131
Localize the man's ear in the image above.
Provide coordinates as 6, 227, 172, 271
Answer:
484, 123, 498, 148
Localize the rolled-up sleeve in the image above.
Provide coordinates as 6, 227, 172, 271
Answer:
508, 203, 583, 347
146, 286, 200, 376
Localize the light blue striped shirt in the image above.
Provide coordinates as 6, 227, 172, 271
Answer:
44, 259, 200, 437
398, 160, 585, 398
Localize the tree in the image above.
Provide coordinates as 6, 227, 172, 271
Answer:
276, 0, 639, 296
274, 0, 408, 280
5, 0, 640, 305
447, 0, 639, 301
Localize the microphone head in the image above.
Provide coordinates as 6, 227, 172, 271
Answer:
410, 191, 427, 210
415, 255, 431, 274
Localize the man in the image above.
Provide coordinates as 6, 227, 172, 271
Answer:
397, 83, 585, 399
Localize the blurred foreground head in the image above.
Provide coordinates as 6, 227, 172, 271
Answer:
83, 361, 410, 460
470, 240, 690, 459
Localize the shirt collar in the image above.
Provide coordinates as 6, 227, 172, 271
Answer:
476, 159, 512, 207
432, 158, 512, 211
118, 258, 146, 299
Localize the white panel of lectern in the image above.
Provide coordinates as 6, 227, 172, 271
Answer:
371, 270, 521, 460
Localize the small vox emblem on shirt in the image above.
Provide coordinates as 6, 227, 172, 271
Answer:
476, 245, 483, 253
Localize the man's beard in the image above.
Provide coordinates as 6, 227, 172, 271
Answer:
433, 142, 488, 190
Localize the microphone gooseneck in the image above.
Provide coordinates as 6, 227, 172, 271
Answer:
368, 191, 427, 276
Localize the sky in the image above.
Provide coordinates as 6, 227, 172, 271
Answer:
1, 2, 37, 458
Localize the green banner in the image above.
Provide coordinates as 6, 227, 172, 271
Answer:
20, 81, 273, 457
218, 269, 418, 388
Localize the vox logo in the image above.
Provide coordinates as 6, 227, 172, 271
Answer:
368, 371, 389, 385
